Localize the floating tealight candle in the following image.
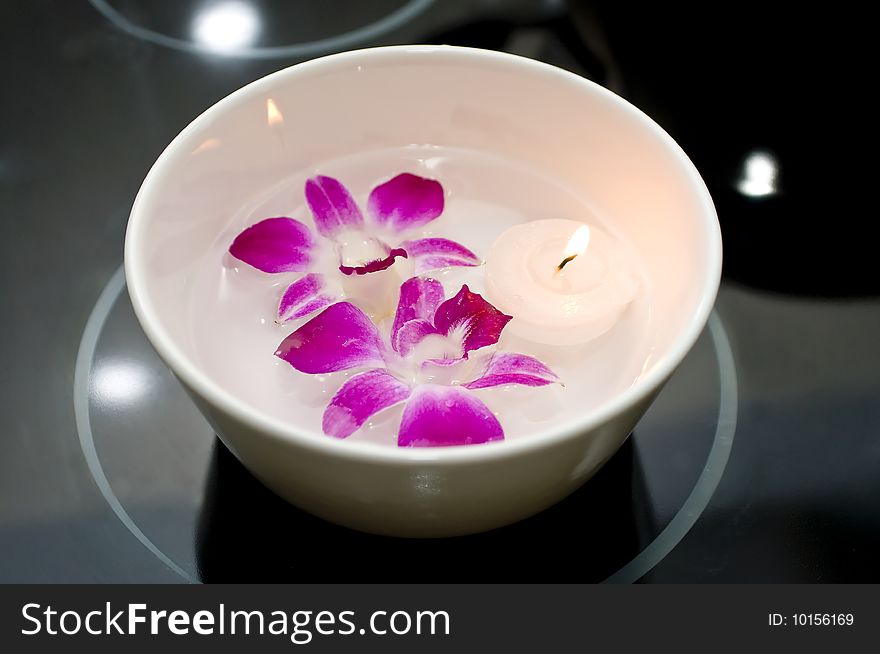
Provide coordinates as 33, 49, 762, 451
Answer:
485, 219, 640, 346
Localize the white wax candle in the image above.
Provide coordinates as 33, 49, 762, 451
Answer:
485, 219, 640, 346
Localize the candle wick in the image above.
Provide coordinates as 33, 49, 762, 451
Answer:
556, 254, 577, 272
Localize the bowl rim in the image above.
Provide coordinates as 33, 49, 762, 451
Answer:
124, 44, 722, 465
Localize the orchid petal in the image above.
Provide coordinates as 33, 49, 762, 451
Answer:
229, 217, 313, 273
277, 273, 335, 323
403, 238, 480, 275
391, 276, 445, 350
275, 302, 383, 373
398, 385, 503, 447
432, 285, 512, 357
367, 173, 444, 232
465, 352, 559, 390
305, 175, 363, 237
422, 357, 464, 370
322, 370, 411, 439
394, 319, 439, 357
339, 247, 408, 276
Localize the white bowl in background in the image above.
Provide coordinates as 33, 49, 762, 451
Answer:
125, 45, 721, 537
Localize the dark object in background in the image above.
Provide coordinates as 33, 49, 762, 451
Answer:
594, 1, 875, 297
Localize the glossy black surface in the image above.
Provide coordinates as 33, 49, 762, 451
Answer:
198, 439, 650, 582
1, 0, 878, 582
597, 2, 877, 298
99, 0, 415, 49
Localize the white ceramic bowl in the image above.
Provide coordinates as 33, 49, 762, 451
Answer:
125, 45, 721, 537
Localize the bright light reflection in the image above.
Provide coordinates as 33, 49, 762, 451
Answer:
93, 359, 153, 406
736, 149, 780, 198
192, 1, 261, 52
266, 98, 283, 127
191, 137, 221, 155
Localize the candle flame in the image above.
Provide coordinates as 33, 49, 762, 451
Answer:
557, 225, 591, 271
565, 225, 591, 258
266, 98, 283, 127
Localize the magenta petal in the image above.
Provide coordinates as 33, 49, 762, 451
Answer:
394, 319, 439, 357
305, 175, 364, 237
403, 238, 480, 275
339, 247, 408, 276
323, 370, 411, 439
391, 276, 445, 350
465, 352, 559, 390
398, 385, 503, 447
277, 273, 334, 323
367, 173, 444, 232
433, 285, 513, 356
229, 217, 313, 273
275, 302, 383, 373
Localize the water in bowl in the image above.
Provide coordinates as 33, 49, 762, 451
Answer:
187, 145, 654, 446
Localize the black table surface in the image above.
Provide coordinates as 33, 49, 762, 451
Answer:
1, 0, 877, 582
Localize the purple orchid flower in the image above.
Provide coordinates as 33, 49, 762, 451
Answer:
274, 277, 559, 447
228, 173, 480, 323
